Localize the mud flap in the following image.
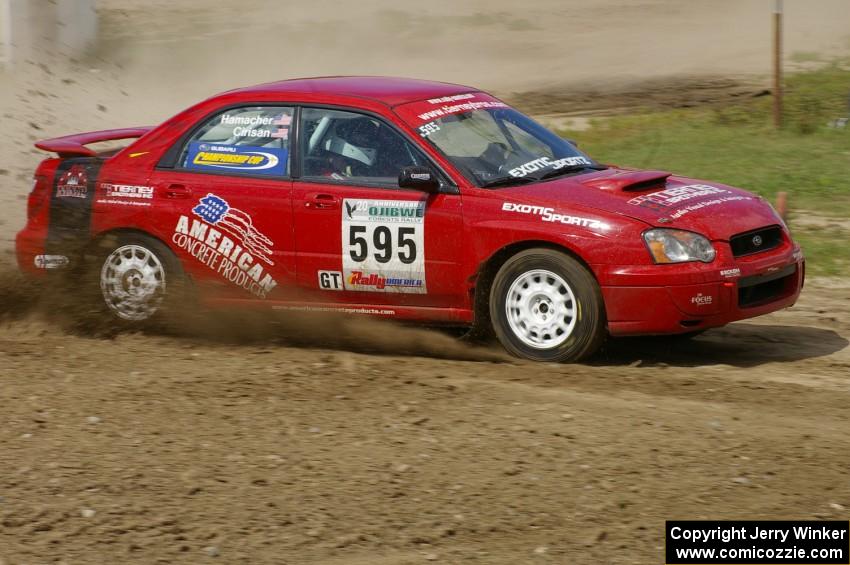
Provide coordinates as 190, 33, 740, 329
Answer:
45, 158, 102, 262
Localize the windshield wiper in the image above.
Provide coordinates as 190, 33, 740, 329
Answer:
479, 176, 539, 189
535, 164, 606, 182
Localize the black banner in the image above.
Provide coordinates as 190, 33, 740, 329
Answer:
666, 521, 849, 564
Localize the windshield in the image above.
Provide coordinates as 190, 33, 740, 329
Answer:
395, 92, 603, 187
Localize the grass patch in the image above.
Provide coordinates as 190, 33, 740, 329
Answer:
561, 63, 850, 275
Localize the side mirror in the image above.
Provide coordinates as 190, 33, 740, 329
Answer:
399, 166, 440, 193
564, 138, 579, 148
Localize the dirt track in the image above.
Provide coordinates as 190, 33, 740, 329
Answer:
1, 277, 848, 564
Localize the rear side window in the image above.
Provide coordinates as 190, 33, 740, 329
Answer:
178, 106, 293, 177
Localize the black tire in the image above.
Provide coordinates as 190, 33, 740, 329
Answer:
489, 248, 606, 362
86, 232, 187, 328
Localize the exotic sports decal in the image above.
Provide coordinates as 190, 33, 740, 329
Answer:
502, 202, 610, 230
185, 142, 287, 176
342, 199, 426, 293
172, 194, 277, 299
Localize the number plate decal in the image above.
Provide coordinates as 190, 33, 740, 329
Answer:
342, 199, 426, 293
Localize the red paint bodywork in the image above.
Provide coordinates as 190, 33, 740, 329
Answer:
17, 76, 804, 335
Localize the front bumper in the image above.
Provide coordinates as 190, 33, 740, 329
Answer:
597, 238, 804, 336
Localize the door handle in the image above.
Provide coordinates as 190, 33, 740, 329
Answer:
164, 184, 192, 199
305, 193, 339, 210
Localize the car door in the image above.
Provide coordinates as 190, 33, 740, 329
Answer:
148, 105, 295, 302
291, 107, 465, 310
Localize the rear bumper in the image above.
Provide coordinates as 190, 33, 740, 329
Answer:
598, 241, 804, 336
15, 226, 53, 277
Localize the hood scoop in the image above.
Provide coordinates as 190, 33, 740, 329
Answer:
581, 170, 672, 192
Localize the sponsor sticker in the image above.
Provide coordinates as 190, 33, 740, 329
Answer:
56, 165, 88, 198
628, 184, 729, 212
508, 155, 593, 178
667, 195, 753, 219
720, 268, 741, 278
101, 183, 154, 199
34, 255, 69, 269
318, 270, 344, 290
172, 193, 278, 299
502, 202, 609, 230
426, 93, 476, 105
185, 142, 287, 176
273, 305, 397, 316
690, 293, 713, 306
342, 199, 426, 293
413, 93, 509, 124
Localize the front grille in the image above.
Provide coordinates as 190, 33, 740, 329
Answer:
730, 225, 783, 257
738, 264, 797, 308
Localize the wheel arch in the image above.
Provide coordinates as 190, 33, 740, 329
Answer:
470, 239, 601, 333
86, 227, 173, 258
82, 228, 190, 284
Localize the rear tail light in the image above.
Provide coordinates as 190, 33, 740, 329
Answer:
27, 175, 49, 220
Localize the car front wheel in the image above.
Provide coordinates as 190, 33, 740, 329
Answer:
489, 248, 606, 362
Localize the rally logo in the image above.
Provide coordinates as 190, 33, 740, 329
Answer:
347, 271, 424, 290
171, 194, 278, 299
345, 200, 425, 223
56, 165, 88, 198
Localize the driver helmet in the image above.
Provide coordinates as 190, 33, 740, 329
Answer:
324, 117, 379, 166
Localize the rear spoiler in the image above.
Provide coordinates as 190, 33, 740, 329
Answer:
35, 127, 154, 158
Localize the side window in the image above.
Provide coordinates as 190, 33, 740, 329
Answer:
179, 106, 293, 177
300, 108, 425, 186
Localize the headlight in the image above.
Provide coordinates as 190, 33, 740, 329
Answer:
643, 228, 716, 264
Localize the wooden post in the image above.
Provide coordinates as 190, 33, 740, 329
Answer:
773, 0, 783, 129
776, 191, 788, 221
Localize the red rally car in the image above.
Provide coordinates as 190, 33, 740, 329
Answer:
17, 76, 805, 362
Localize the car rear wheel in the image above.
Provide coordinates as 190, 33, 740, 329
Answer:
93, 234, 185, 326
489, 248, 606, 362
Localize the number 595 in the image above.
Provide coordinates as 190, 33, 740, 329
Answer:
349, 226, 417, 264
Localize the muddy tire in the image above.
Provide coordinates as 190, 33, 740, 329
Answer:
489, 248, 606, 362
88, 233, 187, 328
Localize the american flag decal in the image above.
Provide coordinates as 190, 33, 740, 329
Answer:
192, 194, 275, 265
